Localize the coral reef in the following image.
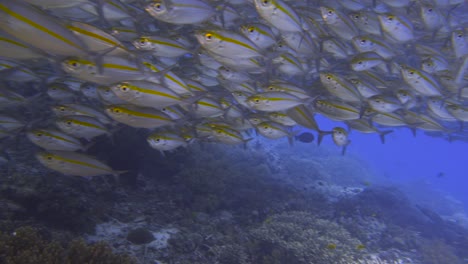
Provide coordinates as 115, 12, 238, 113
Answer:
1, 138, 467, 263
419, 239, 462, 264
0, 226, 136, 264
249, 211, 364, 264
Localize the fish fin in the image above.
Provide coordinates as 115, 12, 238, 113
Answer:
378, 130, 393, 144
287, 136, 294, 147
94, 0, 112, 28
317, 130, 332, 146
243, 138, 254, 150
111, 170, 128, 184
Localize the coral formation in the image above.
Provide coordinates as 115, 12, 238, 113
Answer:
1, 139, 467, 263
0, 226, 136, 264
249, 211, 364, 264
419, 239, 462, 264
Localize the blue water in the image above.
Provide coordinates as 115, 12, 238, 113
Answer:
316, 115, 468, 213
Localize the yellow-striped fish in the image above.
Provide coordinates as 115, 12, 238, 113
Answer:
36, 150, 123, 177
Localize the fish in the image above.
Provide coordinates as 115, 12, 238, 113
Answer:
195, 29, 262, 59
145, 0, 215, 25
313, 99, 360, 121
51, 103, 112, 124
239, 23, 276, 50
295, 132, 314, 143
27, 128, 85, 151
268, 112, 297, 126
105, 104, 174, 128
55, 115, 109, 140
378, 13, 414, 43
0, 0, 88, 56
36, 150, 123, 177
246, 92, 310, 112
320, 72, 361, 103
367, 95, 402, 113
321, 6, 358, 41
211, 126, 251, 145
47, 82, 76, 102
253, 0, 303, 33
255, 121, 295, 145
0, 114, 26, 131
345, 119, 393, 144
332, 127, 351, 155
400, 65, 443, 97
147, 131, 188, 153
0, 0, 466, 177
133, 35, 190, 58
61, 56, 155, 85
0, 33, 44, 60
67, 21, 130, 58
109, 80, 185, 109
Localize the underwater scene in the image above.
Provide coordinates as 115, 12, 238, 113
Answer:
0, 0, 468, 263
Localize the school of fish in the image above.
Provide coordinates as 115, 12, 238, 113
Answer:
0, 0, 467, 176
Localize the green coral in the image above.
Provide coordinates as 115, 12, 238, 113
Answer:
0, 226, 136, 264
249, 211, 364, 264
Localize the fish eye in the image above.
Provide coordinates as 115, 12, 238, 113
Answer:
205, 33, 213, 40
354, 15, 359, 19
47, 156, 53, 161
70, 61, 79, 67
66, 121, 72, 125
113, 108, 121, 113
60, 107, 66, 111
358, 61, 363, 65
326, 75, 332, 80
120, 85, 129, 92
248, 27, 255, 33
427, 8, 433, 12
139, 38, 147, 44
360, 39, 367, 44
387, 16, 394, 21
153, 2, 162, 10
409, 70, 415, 75
262, 0, 270, 5
36, 133, 43, 137
255, 99, 260, 103
155, 138, 160, 142
328, 10, 334, 15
